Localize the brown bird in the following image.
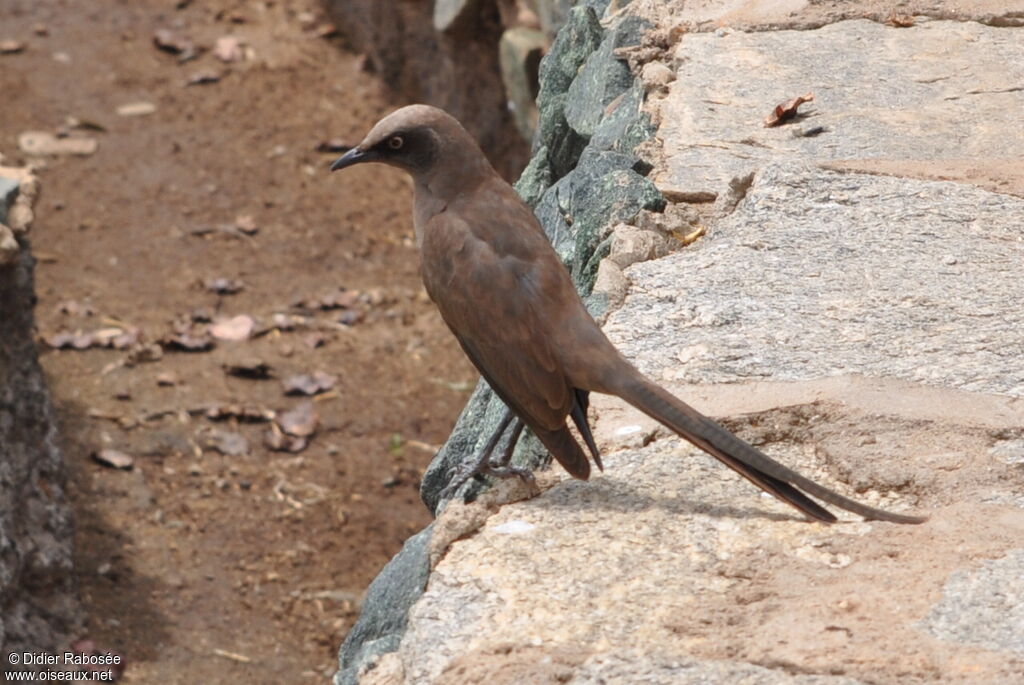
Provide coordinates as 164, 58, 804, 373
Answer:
331, 105, 924, 525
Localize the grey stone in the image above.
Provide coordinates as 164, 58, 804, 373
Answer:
535, 6, 603, 178
565, 162, 665, 292
499, 27, 547, 141
589, 79, 654, 154
0, 176, 18, 225
536, 5, 603, 100
564, 28, 635, 137
1, 188, 81, 667
535, 93, 591, 180
529, 0, 612, 37
513, 144, 553, 208
334, 525, 435, 685
532, 148, 664, 288
922, 549, 1024, 655
605, 163, 1024, 397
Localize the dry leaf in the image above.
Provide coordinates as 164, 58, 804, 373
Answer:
213, 35, 243, 62
282, 371, 336, 396
153, 28, 197, 61
204, 404, 274, 423
93, 448, 134, 469
223, 358, 272, 379
117, 102, 157, 117
234, 215, 258, 234
763, 92, 814, 127
886, 12, 915, 27
278, 401, 318, 437
263, 428, 308, 453
0, 40, 26, 54
162, 330, 214, 351
18, 131, 98, 156
209, 314, 254, 341
202, 429, 249, 456
186, 69, 222, 86
204, 277, 244, 294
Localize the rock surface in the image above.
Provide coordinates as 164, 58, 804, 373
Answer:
0, 168, 80, 667
336, 2, 1024, 684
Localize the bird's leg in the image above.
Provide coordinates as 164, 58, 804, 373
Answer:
440, 408, 534, 500
480, 418, 532, 482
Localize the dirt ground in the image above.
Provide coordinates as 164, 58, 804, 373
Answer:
1, 0, 481, 682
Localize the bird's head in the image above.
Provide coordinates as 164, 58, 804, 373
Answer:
330, 105, 492, 195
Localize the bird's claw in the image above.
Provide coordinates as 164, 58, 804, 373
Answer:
439, 460, 536, 503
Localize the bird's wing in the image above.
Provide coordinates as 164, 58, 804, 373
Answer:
420, 207, 573, 433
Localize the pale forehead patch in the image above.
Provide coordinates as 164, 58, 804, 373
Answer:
362, 104, 454, 147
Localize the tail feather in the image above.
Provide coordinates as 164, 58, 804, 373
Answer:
612, 375, 925, 524
570, 389, 603, 471
535, 425, 592, 480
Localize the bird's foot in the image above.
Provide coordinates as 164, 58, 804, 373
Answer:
479, 463, 537, 490
439, 460, 536, 503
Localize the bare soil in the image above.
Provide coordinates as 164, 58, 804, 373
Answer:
1, 0, 477, 682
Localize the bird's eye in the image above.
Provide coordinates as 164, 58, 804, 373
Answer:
388, 135, 404, 150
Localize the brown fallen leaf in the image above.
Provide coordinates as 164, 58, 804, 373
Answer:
116, 102, 157, 117
93, 448, 134, 469
190, 307, 215, 323
0, 40, 26, 54
213, 35, 243, 62
886, 12, 915, 27
64, 116, 108, 133
303, 332, 326, 349
763, 92, 814, 127
223, 358, 273, 379
338, 309, 365, 326
156, 371, 179, 386
263, 427, 308, 453
44, 326, 139, 350
292, 287, 360, 311
188, 223, 250, 239
234, 214, 258, 234
186, 69, 222, 86
209, 314, 254, 341
321, 288, 360, 309
153, 28, 197, 61
278, 401, 318, 437
271, 312, 299, 331
161, 327, 214, 351
201, 429, 249, 457
204, 404, 274, 423
126, 342, 164, 365
204, 277, 244, 294
282, 371, 337, 396
44, 331, 80, 349
18, 131, 98, 156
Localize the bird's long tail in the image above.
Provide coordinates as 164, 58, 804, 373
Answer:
609, 373, 925, 524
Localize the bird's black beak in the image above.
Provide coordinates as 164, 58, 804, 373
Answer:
330, 147, 373, 172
